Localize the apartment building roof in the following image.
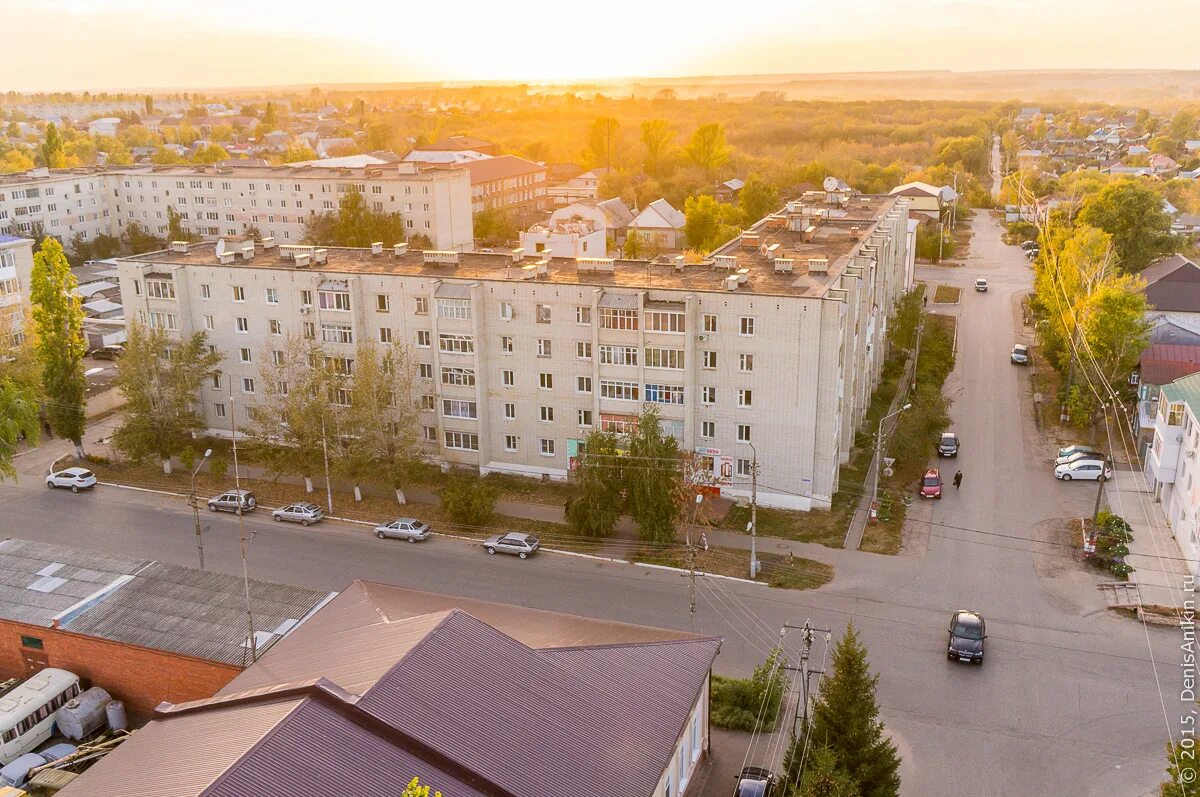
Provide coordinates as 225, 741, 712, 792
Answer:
0, 160, 457, 188
460, 154, 546, 185
122, 194, 901, 299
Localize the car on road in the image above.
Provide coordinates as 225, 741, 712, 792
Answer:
734, 766, 776, 797
272, 502, 324, 526
947, 610, 986, 664
374, 517, 432, 542
483, 532, 540, 558
207, 489, 257, 514
87, 344, 124, 360
975, 278, 988, 292
920, 468, 943, 499
1057, 443, 1100, 460
1010, 343, 1030, 365
938, 432, 959, 457
1054, 459, 1112, 482
45, 467, 97, 493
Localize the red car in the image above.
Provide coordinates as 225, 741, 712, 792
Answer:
920, 468, 943, 499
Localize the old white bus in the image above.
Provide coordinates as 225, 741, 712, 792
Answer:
0, 669, 81, 764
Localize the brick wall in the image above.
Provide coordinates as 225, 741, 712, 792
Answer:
0, 619, 241, 722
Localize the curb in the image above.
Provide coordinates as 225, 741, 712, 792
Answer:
96, 480, 767, 586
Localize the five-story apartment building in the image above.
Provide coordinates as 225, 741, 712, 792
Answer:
116, 192, 910, 510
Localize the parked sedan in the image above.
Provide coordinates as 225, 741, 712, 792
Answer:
207, 489, 257, 514
938, 432, 959, 457
272, 502, 324, 526
374, 518, 432, 542
87, 344, 124, 360
974, 278, 988, 292
734, 766, 776, 797
947, 610, 986, 664
919, 468, 943, 499
45, 467, 97, 493
482, 532, 540, 559
1010, 344, 1030, 365
1055, 450, 1110, 468
1057, 443, 1100, 460
1054, 459, 1113, 482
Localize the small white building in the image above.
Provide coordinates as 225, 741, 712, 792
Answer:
627, 199, 686, 251
87, 117, 120, 138
888, 181, 958, 220
520, 219, 607, 259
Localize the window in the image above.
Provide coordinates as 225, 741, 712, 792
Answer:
19, 635, 43, 650
423, 426, 437, 442
497, 335, 513, 354
540, 438, 556, 456
600, 308, 638, 330
271, 350, 285, 365
539, 373, 553, 390
702, 313, 718, 333
575, 341, 592, 360
702, 351, 717, 369
419, 395, 436, 411
499, 301, 514, 320
211, 372, 222, 389
445, 431, 480, 451
740, 317, 755, 336
300, 289, 313, 306
146, 279, 175, 299
416, 330, 431, 347
645, 348, 685, 369
415, 296, 429, 314
333, 387, 352, 407
599, 345, 638, 366
645, 383, 684, 404
442, 399, 478, 419
737, 458, 753, 476
535, 304, 551, 324
739, 354, 754, 372
578, 409, 593, 427
376, 294, 390, 312
242, 377, 255, 394
737, 424, 752, 442
302, 321, 316, 340
236, 317, 249, 333
576, 306, 592, 324
537, 338, 552, 357
600, 380, 639, 401
322, 323, 354, 344
148, 311, 178, 331
201, 284, 213, 300
319, 290, 351, 311
265, 288, 279, 304
577, 376, 593, 393
214, 403, 226, 418
504, 435, 518, 452
439, 334, 475, 354
701, 421, 715, 438
379, 327, 393, 343
502, 369, 515, 386
738, 389, 753, 407
540, 406, 554, 422
437, 298, 471, 320
442, 366, 476, 386
269, 319, 283, 335
504, 402, 516, 419
645, 310, 685, 333
232, 285, 246, 302
325, 356, 354, 375
203, 314, 214, 331
419, 363, 434, 379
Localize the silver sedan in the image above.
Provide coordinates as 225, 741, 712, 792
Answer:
272, 502, 325, 526
482, 532, 540, 559
374, 518, 432, 542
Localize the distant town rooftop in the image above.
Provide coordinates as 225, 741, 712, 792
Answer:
123, 192, 904, 299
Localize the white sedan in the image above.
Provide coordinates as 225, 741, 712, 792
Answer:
1054, 459, 1112, 482
45, 467, 97, 493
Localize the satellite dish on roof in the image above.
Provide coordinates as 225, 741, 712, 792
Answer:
823, 176, 839, 192
215, 238, 226, 257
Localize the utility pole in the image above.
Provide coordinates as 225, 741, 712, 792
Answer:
1092, 442, 1109, 530
188, 447, 212, 570
781, 619, 831, 785
871, 403, 912, 516
748, 442, 759, 579
228, 389, 257, 665
320, 415, 334, 515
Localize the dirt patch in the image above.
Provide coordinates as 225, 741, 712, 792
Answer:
933, 284, 961, 304
1032, 517, 1090, 577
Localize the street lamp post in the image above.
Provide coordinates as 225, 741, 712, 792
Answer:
748, 441, 759, 579
871, 403, 913, 514
189, 448, 213, 570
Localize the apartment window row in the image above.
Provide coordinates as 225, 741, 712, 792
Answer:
439, 333, 474, 354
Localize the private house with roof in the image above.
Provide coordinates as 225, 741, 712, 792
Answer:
0, 539, 332, 721
887, 181, 957, 220
627, 198, 687, 251
57, 580, 722, 797
1142, 254, 1200, 334
714, 179, 745, 204
1144, 373, 1200, 577
520, 198, 635, 258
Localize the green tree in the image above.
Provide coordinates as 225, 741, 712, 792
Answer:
0, 148, 34, 174
684, 194, 742, 251
1160, 742, 1197, 797
567, 430, 624, 538
303, 186, 406, 247
190, 143, 229, 165
281, 142, 318, 163
622, 230, 644, 259
167, 206, 196, 242
625, 405, 681, 543
737, 174, 778, 225
40, 123, 65, 168
1077, 274, 1151, 397
112, 323, 222, 471
122, 221, 164, 254
29, 238, 87, 457
790, 747, 860, 797
684, 123, 731, 181
144, 95, 153, 115
366, 122, 394, 151
152, 146, 184, 165
792, 623, 901, 797
439, 477, 500, 527
263, 101, 278, 128
584, 116, 620, 170
473, 207, 517, 242
0, 380, 40, 482
1077, 180, 1172, 271
640, 119, 675, 177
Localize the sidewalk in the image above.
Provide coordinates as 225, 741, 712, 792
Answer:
1107, 466, 1192, 611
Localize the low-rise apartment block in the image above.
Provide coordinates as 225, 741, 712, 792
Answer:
116, 192, 911, 510
0, 235, 35, 345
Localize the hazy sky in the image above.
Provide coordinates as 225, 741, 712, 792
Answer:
8, 0, 1198, 91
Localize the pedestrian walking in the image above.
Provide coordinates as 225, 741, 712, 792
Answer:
953, 470, 963, 489
699, 532, 709, 552
923, 294, 928, 308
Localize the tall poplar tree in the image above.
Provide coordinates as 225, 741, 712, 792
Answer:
30, 238, 88, 457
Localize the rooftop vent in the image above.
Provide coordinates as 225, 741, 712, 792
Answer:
807, 257, 830, 274
423, 250, 460, 265
736, 268, 750, 285
261, 236, 276, 250
168, 241, 190, 254
723, 274, 740, 291
787, 201, 805, 214
239, 241, 256, 261
673, 255, 685, 272
713, 255, 738, 270
576, 257, 614, 273
774, 257, 794, 273
510, 247, 525, 263
764, 242, 780, 259
279, 244, 315, 261
740, 232, 760, 249
217, 251, 236, 265
393, 242, 408, 257
294, 253, 311, 268
801, 225, 818, 243
313, 249, 328, 265
371, 242, 383, 256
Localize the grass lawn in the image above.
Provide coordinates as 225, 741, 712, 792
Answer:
632, 546, 833, 591
932, 284, 961, 304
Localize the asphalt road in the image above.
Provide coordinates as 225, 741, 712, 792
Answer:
1, 215, 1186, 796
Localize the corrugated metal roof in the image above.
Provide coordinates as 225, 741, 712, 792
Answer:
0, 539, 147, 626
433, 281, 473, 299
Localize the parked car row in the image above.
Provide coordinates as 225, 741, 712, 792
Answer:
1053, 448, 1112, 481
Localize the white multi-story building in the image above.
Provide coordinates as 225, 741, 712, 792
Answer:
115, 193, 911, 510
0, 235, 35, 345
1145, 372, 1200, 575
0, 162, 474, 253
